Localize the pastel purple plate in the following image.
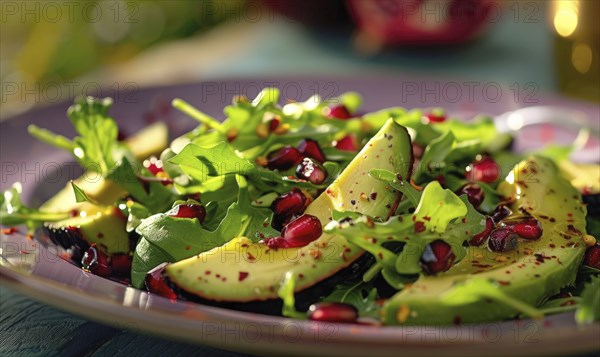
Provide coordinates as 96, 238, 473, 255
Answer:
1, 77, 599, 357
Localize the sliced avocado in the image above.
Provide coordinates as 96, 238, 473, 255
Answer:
165, 119, 413, 302
41, 122, 169, 212
382, 156, 589, 324
44, 202, 130, 254
559, 161, 600, 194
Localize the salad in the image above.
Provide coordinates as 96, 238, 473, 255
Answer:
1, 88, 599, 326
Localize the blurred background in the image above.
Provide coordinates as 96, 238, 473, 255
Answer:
1, 0, 598, 119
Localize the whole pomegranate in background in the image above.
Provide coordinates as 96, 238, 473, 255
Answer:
347, 0, 497, 45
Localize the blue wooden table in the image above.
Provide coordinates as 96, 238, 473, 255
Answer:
1, 9, 575, 356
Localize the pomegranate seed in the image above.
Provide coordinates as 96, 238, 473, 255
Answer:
491, 205, 512, 224
261, 214, 322, 249
267, 146, 302, 170
510, 218, 542, 240
272, 188, 308, 219
488, 228, 518, 252
465, 155, 500, 183
81, 244, 112, 277
425, 111, 446, 123
326, 105, 352, 119
143, 156, 164, 175
421, 240, 456, 274
470, 216, 494, 246
110, 254, 132, 277
308, 302, 358, 323
268, 118, 281, 132
297, 139, 326, 163
335, 135, 358, 151
145, 263, 178, 300
169, 203, 206, 223
296, 158, 328, 185
457, 183, 485, 208
583, 245, 600, 269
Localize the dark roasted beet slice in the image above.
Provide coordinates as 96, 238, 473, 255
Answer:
308, 302, 358, 323
110, 253, 132, 277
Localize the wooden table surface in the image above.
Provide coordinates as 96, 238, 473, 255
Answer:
0, 286, 249, 356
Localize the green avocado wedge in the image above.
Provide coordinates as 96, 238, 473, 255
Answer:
382, 156, 589, 325
164, 119, 413, 302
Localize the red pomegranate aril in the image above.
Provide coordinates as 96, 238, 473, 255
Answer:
110, 254, 132, 277
457, 183, 485, 208
491, 205, 512, 224
326, 105, 352, 119
143, 156, 164, 175
308, 302, 358, 323
421, 240, 456, 274
296, 158, 328, 184
169, 203, 206, 223
272, 188, 308, 218
583, 245, 600, 269
425, 112, 446, 123
465, 155, 500, 183
145, 263, 178, 300
297, 139, 326, 163
488, 228, 518, 252
470, 216, 494, 246
511, 218, 542, 240
268, 118, 281, 132
267, 146, 303, 170
81, 244, 112, 277
262, 214, 322, 249
335, 135, 358, 151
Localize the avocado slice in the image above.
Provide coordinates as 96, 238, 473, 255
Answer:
44, 202, 130, 254
41, 122, 169, 212
382, 156, 589, 324
164, 119, 413, 302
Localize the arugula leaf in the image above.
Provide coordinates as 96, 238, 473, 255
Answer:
325, 181, 484, 287
322, 282, 380, 318
131, 202, 243, 288
29, 96, 119, 175
169, 142, 254, 180
106, 160, 175, 213
0, 183, 69, 230
576, 275, 600, 324
443, 278, 543, 319
70, 181, 92, 203
277, 271, 305, 319
235, 175, 279, 241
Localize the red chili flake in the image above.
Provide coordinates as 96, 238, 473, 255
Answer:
549, 244, 556, 248
216, 274, 221, 278
344, 248, 351, 253
453, 316, 462, 325
97, 233, 104, 238
70, 209, 79, 217
560, 300, 576, 307
238, 272, 249, 281
461, 217, 467, 224
205, 270, 211, 275
414, 221, 426, 233
298, 273, 305, 279
2, 227, 18, 235
185, 245, 190, 251
423, 216, 431, 222
370, 192, 378, 200
19, 250, 29, 254
498, 280, 510, 286
567, 213, 573, 217
246, 252, 256, 261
